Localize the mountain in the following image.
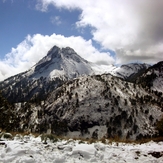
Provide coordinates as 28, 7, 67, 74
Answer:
33, 74, 163, 140
32, 46, 93, 79
136, 61, 163, 92
0, 45, 163, 140
0, 46, 94, 103
0, 45, 153, 103
7, 73, 163, 140
91, 62, 150, 83
109, 63, 150, 82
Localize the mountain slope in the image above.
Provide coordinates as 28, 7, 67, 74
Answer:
0, 91, 19, 131
136, 61, 163, 92
91, 62, 150, 83
110, 63, 150, 81
11, 73, 163, 140
0, 46, 94, 102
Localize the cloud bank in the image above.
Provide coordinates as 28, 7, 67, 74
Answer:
37, 0, 163, 64
0, 34, 114, 81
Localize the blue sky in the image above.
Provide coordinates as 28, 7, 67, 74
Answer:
0, 0, 86, 57
0, 0, 163, 80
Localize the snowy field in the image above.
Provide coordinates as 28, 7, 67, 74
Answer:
0, 134, 163, 163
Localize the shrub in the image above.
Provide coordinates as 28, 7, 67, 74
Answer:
87, 138, 96, 144
100, 137, 106, 144
3, 133, 13, 139
156, 116, 163, 136
145, 110, 149, 114
124, 99, 127, 105
41, 134, 58, 143
79, 140, 85, 144
133, 124, 138, 134
149, 115, 154, 122
0, 132, 3, 139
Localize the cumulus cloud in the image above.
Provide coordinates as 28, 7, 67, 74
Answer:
36, 0, 163, 64
0, 33, 114, 81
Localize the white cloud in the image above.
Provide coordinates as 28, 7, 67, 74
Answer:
2, 0, 14, 3
0, 33, 114, 81
36, 0, 163, 64
50, 16, 62, 25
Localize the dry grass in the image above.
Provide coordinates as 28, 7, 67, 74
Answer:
1, 129, 163, 144
106, 136, 163, 144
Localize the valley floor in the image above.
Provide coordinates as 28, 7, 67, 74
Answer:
0, 135, 163, 163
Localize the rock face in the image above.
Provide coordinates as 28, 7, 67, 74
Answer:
0, 46, 94, 102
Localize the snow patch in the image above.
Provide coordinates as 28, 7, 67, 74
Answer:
0, 135, 163, 163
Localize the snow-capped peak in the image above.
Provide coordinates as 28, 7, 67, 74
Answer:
30, 46, 93, 80
111, 63, 150, 79
0, 46, 94, 102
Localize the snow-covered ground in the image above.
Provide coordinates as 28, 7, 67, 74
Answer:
0, 134, 163, 163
